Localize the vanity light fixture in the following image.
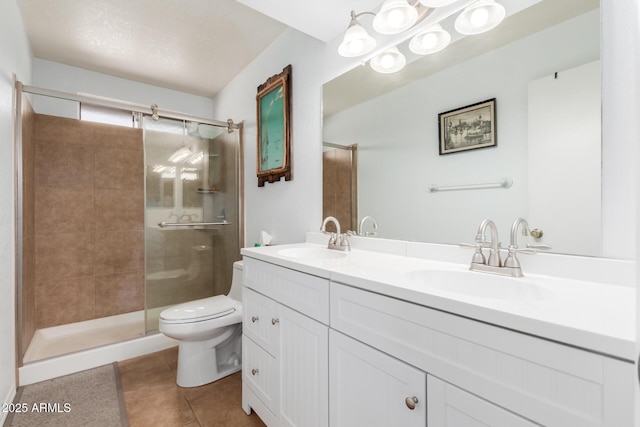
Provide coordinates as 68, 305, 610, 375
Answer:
168, 144, 193, 163
180, 167, 198, 181
338, 0, 506, 73
409, 23, 451, 55
338, 11, 377, 57
370, 47, 407, 73
454, 0, 506, 35
418, 0, 458, 6
160, 166, 176, 179
188, 151, 204, 164
372, 0, 419, 35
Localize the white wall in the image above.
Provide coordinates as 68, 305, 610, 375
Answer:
211, 28, 328, 245
0, 1, 32, 421
323, 10, 600, 253
31, 58, 216, 119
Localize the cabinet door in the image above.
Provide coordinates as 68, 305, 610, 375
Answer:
330, 330, 426, 427
278, 303, 329, 427
428, 376, 538, 427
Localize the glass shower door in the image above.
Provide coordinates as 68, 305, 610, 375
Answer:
143, 117, 241, 332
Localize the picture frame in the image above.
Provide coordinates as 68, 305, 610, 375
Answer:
256, 64, 292, 187
438, 98, 496, 155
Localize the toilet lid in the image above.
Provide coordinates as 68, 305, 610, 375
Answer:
160, 295, 239, 324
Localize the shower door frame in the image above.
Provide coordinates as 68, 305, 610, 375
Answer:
14, 81, 245, 367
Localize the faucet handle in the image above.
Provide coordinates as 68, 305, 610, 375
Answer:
328, 233, 338, 245
339, 233, 351, 251
526, 244, 551, 250
460, 242, 491, 249
510, 246, 537, 255
460, 242, 488, 265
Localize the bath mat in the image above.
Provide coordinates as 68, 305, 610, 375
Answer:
6, 363, 129, 427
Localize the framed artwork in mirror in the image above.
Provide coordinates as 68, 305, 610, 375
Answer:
256, 64, 292, 187
438, 98, 496, 155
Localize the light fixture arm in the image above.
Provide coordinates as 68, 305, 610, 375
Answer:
350, 10, 376, 22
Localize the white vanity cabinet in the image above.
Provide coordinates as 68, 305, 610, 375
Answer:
427, 376, 538, 427
330, 282, 634, 427
330, 330, 426, 427
241, 257, 329, 427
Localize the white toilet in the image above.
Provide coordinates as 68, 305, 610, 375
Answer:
159, 260, 243, 387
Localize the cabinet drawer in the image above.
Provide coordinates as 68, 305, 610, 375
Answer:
331, 282, 633, 427
243, 334, 278, 416
244, 257, 329, 324
428, 375, 537, 427
243, 287, 278, 356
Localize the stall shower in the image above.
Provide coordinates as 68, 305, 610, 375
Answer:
16, 84, 243, 366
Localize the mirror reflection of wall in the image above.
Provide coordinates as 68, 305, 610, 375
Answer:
322, 143, 358, 233
323, 1, 600, 257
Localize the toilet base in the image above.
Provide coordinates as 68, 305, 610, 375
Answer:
176, 323, 242, 387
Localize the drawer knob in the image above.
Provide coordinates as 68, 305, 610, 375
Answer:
251, 368, 259, 376
251, 316, 259, 323
405, 396, 418, 410
271, 318, 280, 325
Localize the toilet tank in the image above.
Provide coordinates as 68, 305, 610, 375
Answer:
227, 260, 243, 302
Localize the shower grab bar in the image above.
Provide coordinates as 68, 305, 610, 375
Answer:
158, 221, 232, 228
429, 177, 513, 193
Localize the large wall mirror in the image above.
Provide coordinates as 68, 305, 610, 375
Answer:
323, 0, 600, 257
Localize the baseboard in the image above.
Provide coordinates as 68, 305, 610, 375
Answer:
1, 385, 17, 426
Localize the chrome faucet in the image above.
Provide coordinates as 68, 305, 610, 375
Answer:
466, 218, 550, 277
467, 219, 507, 276
358, 216, 378, 237
475, 219, 501, 267
503, 217, 553, 276
321, 216, 350, 251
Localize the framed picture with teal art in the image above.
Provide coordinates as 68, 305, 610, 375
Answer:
256, 64, 292, 187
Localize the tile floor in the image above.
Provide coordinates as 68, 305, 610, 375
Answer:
118, 347, 266, 427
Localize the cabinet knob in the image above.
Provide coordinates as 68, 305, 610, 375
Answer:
405, 396, 418, 410
251, 368, 259, 376
251, 316, 259, 323
271, 318, 280, 325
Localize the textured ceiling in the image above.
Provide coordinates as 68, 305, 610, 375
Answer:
17, 0, 289, 98
234, 0, 383, 42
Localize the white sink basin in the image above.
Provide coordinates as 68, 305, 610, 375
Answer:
278, 247, 348, 260
404, 269, 553, 301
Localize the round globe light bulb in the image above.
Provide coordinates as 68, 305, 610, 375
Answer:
470, 7, 490, 28
420, 32, 438, 50
347, 39, 364, 55
386, 9, 405, 30
380, 53, 396, 69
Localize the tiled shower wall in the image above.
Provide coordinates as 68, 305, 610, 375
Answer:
33, 114, 144, 328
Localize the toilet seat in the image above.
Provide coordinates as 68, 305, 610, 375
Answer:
160, 295, 240, 325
